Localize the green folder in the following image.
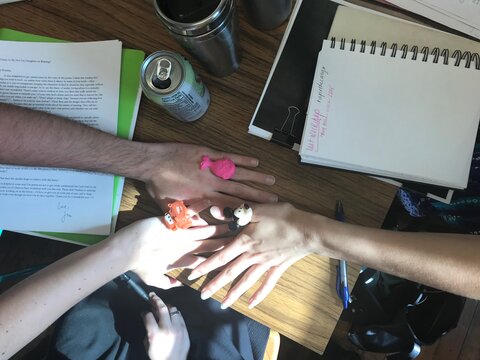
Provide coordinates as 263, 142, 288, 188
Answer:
0, 28, 145, 245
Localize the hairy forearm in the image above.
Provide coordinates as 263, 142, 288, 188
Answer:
0, 103, 155, 180
0, 238, 128, 359
308, 215, 480, 299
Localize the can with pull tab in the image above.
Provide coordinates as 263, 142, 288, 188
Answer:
140, 51, 210, 122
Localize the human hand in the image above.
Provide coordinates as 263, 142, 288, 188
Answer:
143, 293, 189, 360
110, 200, 229, 289
188, 203, 320, 308
138, 143, 277, 209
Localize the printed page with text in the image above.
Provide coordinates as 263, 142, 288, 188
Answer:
0, 40, 121, 235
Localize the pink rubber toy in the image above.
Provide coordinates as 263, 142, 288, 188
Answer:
200, 155, 236, 180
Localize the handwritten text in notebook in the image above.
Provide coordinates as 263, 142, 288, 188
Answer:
306, 66, 334, 152
299, 39, 480, 189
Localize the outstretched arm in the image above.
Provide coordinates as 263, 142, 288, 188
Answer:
0, 103, 277, 207
0, 204, 227, 359
189, 203, 480, 308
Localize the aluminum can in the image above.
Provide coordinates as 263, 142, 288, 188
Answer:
153, 0, 240, 77
141, 51, 210, 122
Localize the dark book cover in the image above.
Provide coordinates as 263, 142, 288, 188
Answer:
249, 0, 339, 148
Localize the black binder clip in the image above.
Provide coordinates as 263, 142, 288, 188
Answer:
271, 106, 300, 149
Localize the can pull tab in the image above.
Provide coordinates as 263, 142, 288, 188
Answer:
152, 58, 172, 89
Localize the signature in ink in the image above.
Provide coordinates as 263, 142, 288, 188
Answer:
57, 202, 73, 223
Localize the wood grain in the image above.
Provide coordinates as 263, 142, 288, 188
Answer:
0, 0, 397, 355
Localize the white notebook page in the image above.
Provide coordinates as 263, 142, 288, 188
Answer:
299, 39, 480, 189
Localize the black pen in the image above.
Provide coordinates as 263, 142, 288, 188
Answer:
119, 272, 150, 303
0, 260, 150, 303
0, 263, 48, 284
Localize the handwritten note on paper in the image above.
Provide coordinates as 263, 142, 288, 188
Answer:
0, 166, 114, 234
300, 39, 480, 189
0, 40, 122, 235
304, 65, 334, 153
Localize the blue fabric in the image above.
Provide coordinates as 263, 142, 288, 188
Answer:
398, 141, 480, 234
49, 281, 269, 360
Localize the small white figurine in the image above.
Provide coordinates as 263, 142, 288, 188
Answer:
223, 203, 253, 231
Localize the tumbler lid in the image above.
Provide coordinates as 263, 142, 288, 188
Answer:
154, 0, 231, 36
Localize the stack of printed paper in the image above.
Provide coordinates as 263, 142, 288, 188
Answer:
385, 0, 480, 39
0, 29, 145, 245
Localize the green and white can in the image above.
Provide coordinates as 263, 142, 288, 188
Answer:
141, 50, 210, 122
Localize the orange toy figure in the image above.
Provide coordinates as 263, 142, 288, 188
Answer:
163, 200, 192, 231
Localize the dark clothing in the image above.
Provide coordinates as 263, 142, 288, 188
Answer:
48, 281, 269, 360
398, 140, 480, 234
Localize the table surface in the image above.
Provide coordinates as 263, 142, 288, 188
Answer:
0, 0, 403, 354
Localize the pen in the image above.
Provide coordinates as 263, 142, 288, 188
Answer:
0, 263, 48, 284
0, 263, 150, 304
119, 272, 150, 303
335, 200, 350, 310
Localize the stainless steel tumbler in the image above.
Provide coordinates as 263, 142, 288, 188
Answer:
242, 0, 292, 30
154, 0, 240, 77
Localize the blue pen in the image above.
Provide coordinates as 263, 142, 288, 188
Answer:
335, 200, 350, 310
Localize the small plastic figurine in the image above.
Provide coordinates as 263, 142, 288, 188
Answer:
200, 155, 236, 180
223, 203, 253, 231
163, 200, 192, 231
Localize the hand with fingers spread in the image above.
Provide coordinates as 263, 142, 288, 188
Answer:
188, 201, 480, 310
0, 200, 230, 359
188, 203, 318, 309
112, 200, 230, 289
0, 104, 276, 212
137, 143, 277, 209
143, 293, 190, 360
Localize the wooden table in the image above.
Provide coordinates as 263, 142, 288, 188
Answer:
0, 0, 398, 354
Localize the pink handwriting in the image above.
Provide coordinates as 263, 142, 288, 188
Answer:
306, 85, 335, 152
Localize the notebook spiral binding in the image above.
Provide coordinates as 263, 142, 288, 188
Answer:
330, 37, 480, 70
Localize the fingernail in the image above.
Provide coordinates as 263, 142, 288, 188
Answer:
248, 298, 257, 309
187, 273, 198, 281
253, 159, 259, 166
149, 292, 156, 298
266, 176, 276, 185
201, 290, 212, 300
220, 302, 229, 310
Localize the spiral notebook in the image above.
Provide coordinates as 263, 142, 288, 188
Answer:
299, 39, 480, 189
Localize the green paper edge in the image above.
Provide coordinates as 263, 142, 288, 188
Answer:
0, 28, 145, 245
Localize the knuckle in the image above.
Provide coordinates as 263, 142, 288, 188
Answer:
228, 182, 243, 193
147, 330, 158, 343
216, 253, 229, 264
158, 305, 169, 315
223, 267, 235, 279
237, 234, 252, 247
279, 202, 294, 214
